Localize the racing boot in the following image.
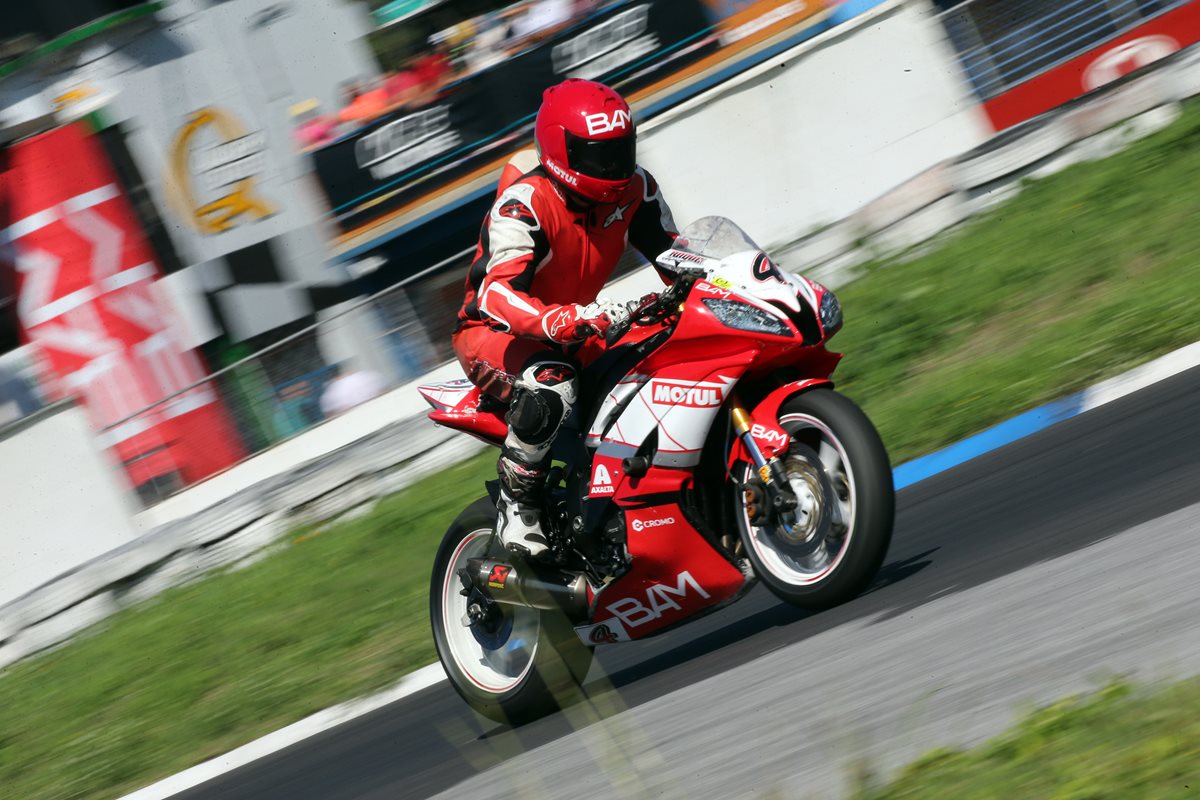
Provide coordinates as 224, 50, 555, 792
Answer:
495, 452, 551, 559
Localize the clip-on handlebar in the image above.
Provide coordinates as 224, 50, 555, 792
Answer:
603, 271, 698, 347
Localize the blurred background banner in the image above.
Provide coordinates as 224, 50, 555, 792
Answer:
314, 0, 719, 231
714, 0, 827, 47
937, 0, 1200, 131
2, 122, 245, 490
373, 0, 450, 27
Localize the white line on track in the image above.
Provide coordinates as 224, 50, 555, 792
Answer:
119, 664, 447, 800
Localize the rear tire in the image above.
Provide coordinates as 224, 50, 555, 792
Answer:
430, 495, 593, 724
735, 389, 894, 609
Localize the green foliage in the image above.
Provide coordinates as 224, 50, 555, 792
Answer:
834, 100, 1200, 462
867, 678, 1200, 799
0, 453, 495, 800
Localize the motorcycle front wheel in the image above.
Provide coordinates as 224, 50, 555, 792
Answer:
429, 495, 593, 724
734, 389, 894, 609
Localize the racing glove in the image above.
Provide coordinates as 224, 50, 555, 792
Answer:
542, 299, 631, 344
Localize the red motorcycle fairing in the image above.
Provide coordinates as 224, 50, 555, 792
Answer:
577, 483, 748, 645
419, 380, 507, 444
422, 257, 841, 646
725, 375, 840, 471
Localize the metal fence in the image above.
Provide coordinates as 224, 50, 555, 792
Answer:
938, 0, 1189, 100
99, 249, 475, 508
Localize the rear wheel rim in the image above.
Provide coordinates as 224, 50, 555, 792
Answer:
440, 528, 540, 693
740, 413, 856, 586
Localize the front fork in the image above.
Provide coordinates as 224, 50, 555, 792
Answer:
730, 398, 797, 527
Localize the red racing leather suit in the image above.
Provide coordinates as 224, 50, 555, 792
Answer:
452, 150, 677, 400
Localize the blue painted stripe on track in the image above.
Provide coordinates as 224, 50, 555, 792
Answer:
892, 393, 1086, 491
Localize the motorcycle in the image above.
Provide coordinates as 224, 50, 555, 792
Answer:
421, 216, 894, 723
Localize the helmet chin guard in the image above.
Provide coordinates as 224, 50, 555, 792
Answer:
535, 79, 636, 204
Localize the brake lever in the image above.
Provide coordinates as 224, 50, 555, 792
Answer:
604, 320, 627, 348
604, 292, 660, 348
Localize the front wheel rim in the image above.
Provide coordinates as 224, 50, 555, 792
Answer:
440, 528, 540, 693
740, 413, 856, 586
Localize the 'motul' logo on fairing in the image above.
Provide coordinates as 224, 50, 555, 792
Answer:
650, 379, 725, 408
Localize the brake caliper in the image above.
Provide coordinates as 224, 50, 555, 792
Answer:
457, 568, 500, 628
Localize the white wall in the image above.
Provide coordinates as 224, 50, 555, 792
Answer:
0, 403, 138, 608
638, 0, 993, 249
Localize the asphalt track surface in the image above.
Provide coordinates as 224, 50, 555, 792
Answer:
179, 366, 1200, 800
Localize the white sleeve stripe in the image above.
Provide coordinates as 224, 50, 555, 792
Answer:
481, 282, 540, 320
477, 285, 511, 330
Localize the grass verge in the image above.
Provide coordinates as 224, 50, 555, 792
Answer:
835, 100, 1200, 462
0, 453, 495, 800
2, 101, 1200, 799
858, 679, 1200, 799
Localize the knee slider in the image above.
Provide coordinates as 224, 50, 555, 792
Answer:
507, 361, 577, 446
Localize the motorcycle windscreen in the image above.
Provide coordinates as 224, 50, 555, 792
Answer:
672, 216, 763, 260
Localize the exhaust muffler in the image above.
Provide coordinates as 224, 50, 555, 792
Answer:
465, 557, 589, 616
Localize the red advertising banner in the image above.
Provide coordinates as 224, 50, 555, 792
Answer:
1, 123, 244, 490
983, 2, 1200, 132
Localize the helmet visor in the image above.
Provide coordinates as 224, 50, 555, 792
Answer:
564, 132, 636, 181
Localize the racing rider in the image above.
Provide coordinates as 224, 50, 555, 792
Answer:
453, 78, 678, 558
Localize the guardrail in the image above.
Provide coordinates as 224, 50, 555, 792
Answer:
938, 0, 1189, 101
96, 249, 470, 508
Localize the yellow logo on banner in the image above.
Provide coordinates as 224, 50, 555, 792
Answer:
53, 85, 99, 110
168, 107, 275, 235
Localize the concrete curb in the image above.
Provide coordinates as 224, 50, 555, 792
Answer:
117, 338, 1200, 800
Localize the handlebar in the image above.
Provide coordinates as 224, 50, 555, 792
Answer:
603, 273, 694, 347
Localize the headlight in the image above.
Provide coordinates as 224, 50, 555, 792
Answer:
819, 290, 842, 333
702, 299, 792, 337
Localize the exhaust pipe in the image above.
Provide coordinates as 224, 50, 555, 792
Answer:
465, 557, 589, 616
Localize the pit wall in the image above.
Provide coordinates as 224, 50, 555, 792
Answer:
638, 0, 994, 250
0, 402, 139, 609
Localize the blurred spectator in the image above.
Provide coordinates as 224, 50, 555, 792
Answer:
466, 10, 518, 71
512, 0, 573, 39
290, 99, 337, 151
318, 0, 608, 134
384, 64, 422, 111
273, 378, 320, 436
339, 80, 389, 127
412, 40, 454, 95
572, 0, 603, 17
0, 347, 46, 427
320, 364, 388, 417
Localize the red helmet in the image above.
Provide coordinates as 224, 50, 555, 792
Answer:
534, 79, 636, 205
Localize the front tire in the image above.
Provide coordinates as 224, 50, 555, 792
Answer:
735, 389, 894, 609
430, 495, 593, 724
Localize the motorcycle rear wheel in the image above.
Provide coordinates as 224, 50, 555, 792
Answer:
429, 495, 593, 724
734, 389, 894, 608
